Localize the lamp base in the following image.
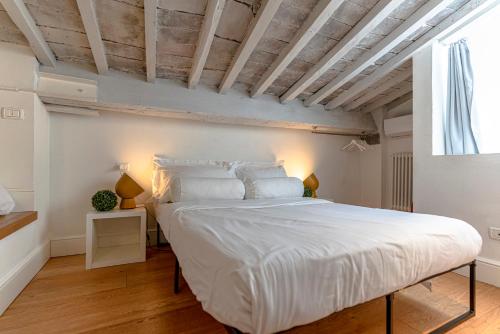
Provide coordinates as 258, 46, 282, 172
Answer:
120, 198, 136, 210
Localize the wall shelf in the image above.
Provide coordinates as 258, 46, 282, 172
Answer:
0, 211, 37, 240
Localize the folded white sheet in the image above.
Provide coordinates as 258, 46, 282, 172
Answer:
156, 199, 482, 334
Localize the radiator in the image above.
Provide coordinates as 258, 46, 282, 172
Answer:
392, 152, 413, 212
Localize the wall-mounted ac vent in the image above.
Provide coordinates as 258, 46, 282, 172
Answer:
37, 72, 98, 103
384, 114, 412, 138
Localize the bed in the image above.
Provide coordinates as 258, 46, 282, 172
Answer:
155, 197, 482, 334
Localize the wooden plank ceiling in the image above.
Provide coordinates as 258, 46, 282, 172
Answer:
0, 0, 471, 113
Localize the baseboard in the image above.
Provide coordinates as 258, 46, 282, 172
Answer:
455, 256, 500, 288
0, 240, 50, 315
50, 235, 86, 257
50, 229, 160, 257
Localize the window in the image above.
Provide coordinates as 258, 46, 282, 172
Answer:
435, 4, 500, 155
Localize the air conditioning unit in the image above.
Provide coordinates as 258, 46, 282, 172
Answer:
37, 72, 98, 103
384, 114, 412, 137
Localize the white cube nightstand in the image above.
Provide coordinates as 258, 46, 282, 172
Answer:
86, 207, 146, 269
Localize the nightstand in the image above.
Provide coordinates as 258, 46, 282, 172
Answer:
86, 207, 146, 269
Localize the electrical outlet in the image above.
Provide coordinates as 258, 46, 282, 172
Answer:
1, 107, 24, 120
118, 162, 129, 174
489, 227, 500, 241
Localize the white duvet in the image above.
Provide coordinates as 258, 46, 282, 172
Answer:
156, 198, 482, 334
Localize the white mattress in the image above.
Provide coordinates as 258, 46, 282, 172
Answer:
155, 198, 482, 334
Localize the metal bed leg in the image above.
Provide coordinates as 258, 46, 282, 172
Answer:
156, 223, 160, 247
386, 261, 476, 334
470, 261, 476, 314
174, 257, 180, 294
224, 325, 243, 334
428, 261, 476, 334
386, 293, 394, 334
157, 222, 169, 247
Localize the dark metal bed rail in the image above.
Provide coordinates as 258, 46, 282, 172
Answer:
173, 255, 476, 334
385, 261, 476, 334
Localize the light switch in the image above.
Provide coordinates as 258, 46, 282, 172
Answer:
490, 227, 500, 241
1, 107, 24, 120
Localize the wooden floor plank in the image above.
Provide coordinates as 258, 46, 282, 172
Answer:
85, 304, 227, 334
452, 306, 500, 334
0, 249, 499, 334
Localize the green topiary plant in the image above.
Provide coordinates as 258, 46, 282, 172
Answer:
303, 186, 313, 198
92, 190, 118, 211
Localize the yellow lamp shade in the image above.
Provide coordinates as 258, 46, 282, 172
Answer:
115, 173, 144, 209
303, 173, 319, 198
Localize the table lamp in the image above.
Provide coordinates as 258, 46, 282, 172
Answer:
303, 173, 319, 198
115, 173, 144, 209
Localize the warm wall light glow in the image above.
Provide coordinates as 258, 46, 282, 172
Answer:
287, 167, 310, 181
116, 150, 157, 202
275, 150, 314, 180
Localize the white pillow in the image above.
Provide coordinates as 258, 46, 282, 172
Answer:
235, 163, 287, 182
244, 177, 304, 199
0, 185, 15, 215
153, 164, 236, 203
170, 177, 245, 202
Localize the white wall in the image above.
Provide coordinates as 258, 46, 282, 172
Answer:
413, 45, 500, 286
0, 43, 39, 211
360, 144, 382, 208
49, 111, 367, 253
0, 44, 50, 314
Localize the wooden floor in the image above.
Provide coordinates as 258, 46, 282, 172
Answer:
1, 249, 499, 334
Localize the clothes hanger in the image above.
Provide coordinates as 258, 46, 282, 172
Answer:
341, 139, 366, 152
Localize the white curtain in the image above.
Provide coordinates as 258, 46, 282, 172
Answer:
444, 39, 479, 155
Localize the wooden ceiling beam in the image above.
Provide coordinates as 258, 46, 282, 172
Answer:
250, 0, 345, 98
76, 0, 108, 74
305, 0, 455, 107
280, 0, 405, 104
188, 0, 226, 89
1, 0, 56, 67
218, 0, 282, 94
144, 0, 158, 83
386, 91, 413, 112
344, 68, 412, 111
38, 61, 377, 135
326, 0, 497, 110
360, 82, 412, 114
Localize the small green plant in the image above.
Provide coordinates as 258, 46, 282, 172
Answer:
303, 186, 313, 198
92, 190, 117, 211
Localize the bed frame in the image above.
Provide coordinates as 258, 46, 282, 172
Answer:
173, 257, 476, 334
